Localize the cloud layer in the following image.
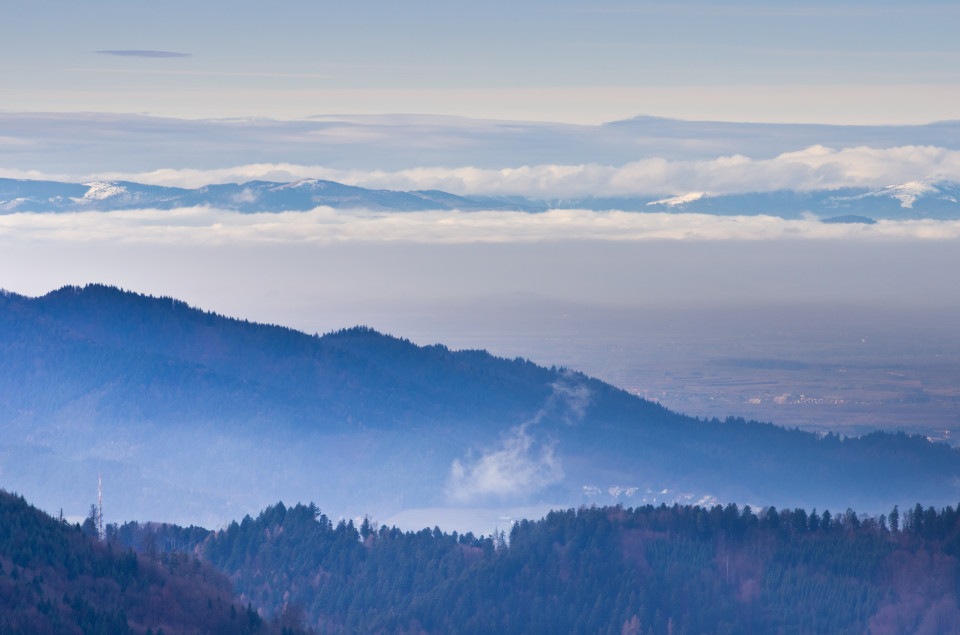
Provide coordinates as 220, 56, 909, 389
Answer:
1, 207, 958, 245
5, 112, 960, 178
61, 145, 960, 199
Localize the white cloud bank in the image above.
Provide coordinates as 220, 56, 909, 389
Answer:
45, 145, 960, 198
1, 207, 958, 245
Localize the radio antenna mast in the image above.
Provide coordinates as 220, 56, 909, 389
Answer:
98, 473, 103, 540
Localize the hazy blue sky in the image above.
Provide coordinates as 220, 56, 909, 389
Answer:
4, 0, 960, 123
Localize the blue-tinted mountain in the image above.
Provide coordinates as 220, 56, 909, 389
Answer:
1, 285, 959, 528
0, 178, 548, 214
588, 182, 960, 220
4, 177, 960, 219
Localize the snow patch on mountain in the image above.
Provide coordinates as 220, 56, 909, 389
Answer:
0, 197, 28, 212
647, 192, 705, 207
79, 181, 128, 201
272, 179, 322, 191
875, 181, 938, 208
842, 181, 939, 209
822, 180, 960, 209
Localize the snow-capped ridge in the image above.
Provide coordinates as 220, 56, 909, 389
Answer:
871, 181, 938, 209
272, 179, 323, 191
835, 180, 940, 209
79, 181, 128, 201
647, 192, 705, 207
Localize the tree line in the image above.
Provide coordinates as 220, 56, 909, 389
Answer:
193, 500, 960, 634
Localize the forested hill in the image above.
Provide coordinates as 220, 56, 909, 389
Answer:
1, 284, 960, 526
0, 489, 291, 634
1, 283, 654, 429
201, 499, 960, 634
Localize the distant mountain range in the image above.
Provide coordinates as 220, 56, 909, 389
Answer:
2, 285, 959, 529
0, 178, 548, 214
3, 177, 960, 220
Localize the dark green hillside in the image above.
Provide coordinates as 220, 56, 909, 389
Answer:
203, 500, 960, 634
0, 489, 286, 634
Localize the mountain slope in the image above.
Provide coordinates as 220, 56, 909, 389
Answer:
1, 285, 958, 528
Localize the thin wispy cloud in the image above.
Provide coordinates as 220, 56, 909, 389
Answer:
444, 373, 593, 504
96, 50, 191, 58
0, 137, 36, 148
737, 47, 960, 61
446, 424, 563, 504
574, 4, 960, 18
74, 68, 333, 79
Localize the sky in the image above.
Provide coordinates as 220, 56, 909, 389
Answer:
3, 0, 960, 124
